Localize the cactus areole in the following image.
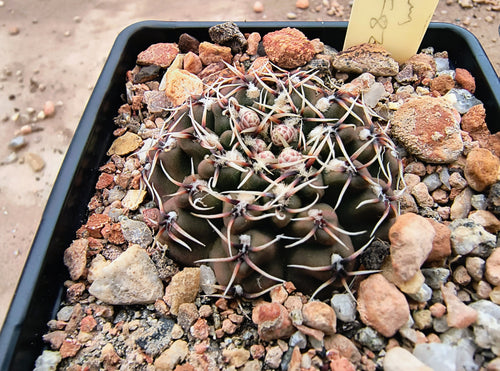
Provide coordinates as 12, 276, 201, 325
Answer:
142, 49, 404, 299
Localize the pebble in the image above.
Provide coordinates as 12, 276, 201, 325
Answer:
289, 331, 307, 349
137, 43, 179, 68
302, 301, 336, 335
25, 152, 45, 172
296, 0, 309, 9
177, 303, 199, 331
286, 12, 297, 19
475, 280, 493, 299
135, 317, 175, 356
246, 32, 261, 56
471, 194, 488, 210
333, 43, 398, 77
430, 74, 455, 96
389, 213, 435, 282
164, 268, 200, 316
489, 183, 500, 215
262, 28, 315, 69
357, 274, 410, 337
222, 348, 250, 368
120, 217, 153, 248
163, 69, 204, 106
178, 33, 200, 54
421, 267, 450, 289
469, 300, 500, 355
469, 210, 500, 234
183, 52, 203, 75
63, 239, 88, 281
445, 88, 483, 114
253, 1, 264, 13
265, 346, 283, 369
404, 53, 436, 80
449, 218, 496, 257
34, 350, 62, 371
450, 187, 473, 220
441, 283, 478, 328
449, 172, 467, 190
411, 182, 435, 207
423, 173, 442, 192
413, 310, 433, 330
393, 269, 425, 295
8, 135, 27, 151
413, 343, 457, 371
88, 245, 164, 305
453, 265, 471, 286
390, 96, 463, 163
407, 283, 433, 303
154, 339, 188, 370
252, 302, 295, 341
465, 148, 500, 192
491, 287, 500, 305
190, 318, 209, 340
429, 303, 446, 318
455, 68, 476, 94
198, 41, 232, 65
433, 316, 450, 333
199, 265, 217, 295
330, 293, 356, 322
8, 26, 20, 36
208, 21, 247, 54
466, 256, 485, 282
385, 347, 433, 371
354, 327, 386, 352
43, 100, 56, 117
107, 132, 143, 156
426, 219, 452, 263
324, 334, 361, 365
486, 248, 500, 286
121, 190, 147, 211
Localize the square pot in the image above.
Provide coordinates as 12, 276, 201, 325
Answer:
0, 21, 499, 370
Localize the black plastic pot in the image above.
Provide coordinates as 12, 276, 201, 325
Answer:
0, 21, 499, 370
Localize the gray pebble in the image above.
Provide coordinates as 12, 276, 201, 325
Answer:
469, 300, 500, 355
423, 173, 442, 192
422, 267, 450, 289
407, 283, 433, 303
289, 331, 307, 349
56, 305, 74, 322
8, 135, 27, 150
439, 167, 451, 191
433, 316, 450, 333
471, 194, 488, 210
449, 219, 496, 257
355, 327, 386, 352
120, 217, 153, 248
331, 293, 356, 322
199, 265, 217, 295
108, 186, 126, 203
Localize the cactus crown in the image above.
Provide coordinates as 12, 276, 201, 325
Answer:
143, 58, 404, 298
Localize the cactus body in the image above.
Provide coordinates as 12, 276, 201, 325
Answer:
143, 59, 403, 297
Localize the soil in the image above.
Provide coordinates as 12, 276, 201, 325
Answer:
0, 0, 498, 329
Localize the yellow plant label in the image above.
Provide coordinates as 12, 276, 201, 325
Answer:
344, 0, 439, 63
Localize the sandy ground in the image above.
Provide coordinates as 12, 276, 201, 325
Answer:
0, 0, 498, 328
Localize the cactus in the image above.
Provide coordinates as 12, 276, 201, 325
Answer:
143, 59, 404, 299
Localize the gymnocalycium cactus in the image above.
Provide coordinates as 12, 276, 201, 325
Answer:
143, 59, 404, 299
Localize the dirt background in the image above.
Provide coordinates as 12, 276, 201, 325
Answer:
0, 0, 498, 328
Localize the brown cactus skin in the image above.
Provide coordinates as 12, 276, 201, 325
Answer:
208, 229, 284, 294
